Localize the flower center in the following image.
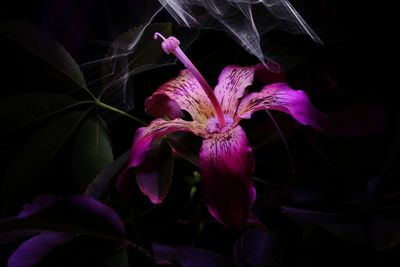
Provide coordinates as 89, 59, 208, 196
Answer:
207, 115, 234, 134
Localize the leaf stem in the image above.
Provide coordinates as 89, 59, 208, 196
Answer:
95, 100, 147, 126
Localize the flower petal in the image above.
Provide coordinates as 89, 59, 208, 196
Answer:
118, 119, 205, 203
214, 65, 257, 117
128, 119, 206, 167
129, 118, 206, 168
236, 83, 327, 131
135, 138, 173, 204
145, 69, 214, 123
199, 126, 255, 228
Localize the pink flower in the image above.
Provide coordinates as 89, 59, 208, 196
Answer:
121, 33, 326, 228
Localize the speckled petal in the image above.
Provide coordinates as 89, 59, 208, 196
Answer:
129, 118, 206, 167
236, 83, 327, 131
214, 65, 257, 117
145, 69, 214, 123
199, 126, 255, 228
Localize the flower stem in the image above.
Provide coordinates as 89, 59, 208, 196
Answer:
95, 100, 147, 126
154, 33, 226, 129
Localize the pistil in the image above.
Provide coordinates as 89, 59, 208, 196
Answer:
154, 32, 226, 128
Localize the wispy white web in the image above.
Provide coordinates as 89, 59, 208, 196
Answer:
159, 0, 322, 71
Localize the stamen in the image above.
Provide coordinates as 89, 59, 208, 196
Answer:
154, 32, 226, 128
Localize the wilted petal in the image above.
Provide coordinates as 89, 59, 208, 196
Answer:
236, 83, 327, 131
118, 119, 205, 203
129, 118, 206, 168
145, 69, 214, 123
199, 126, 255, 228
135, 139, 173, 204
214, 65, 257, 117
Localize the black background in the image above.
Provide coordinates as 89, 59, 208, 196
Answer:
1, 0, 399, 266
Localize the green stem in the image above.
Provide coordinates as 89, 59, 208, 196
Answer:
95, 100, 147, 126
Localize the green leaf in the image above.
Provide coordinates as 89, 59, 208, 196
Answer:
99, 23, 173, 107
72, 118, 114, 193
1, 111, 87, 213
85, 151, 129, 199
103, 248, 129, 267
0, 93, 83, 133
104, 22, 172, 77
370, 216, 400, 250
0, 20, 87, 89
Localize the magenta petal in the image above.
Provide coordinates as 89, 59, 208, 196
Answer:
120, 118, 205, 203
214, 65, 257, 117
145, 70, 214, 123
237, 83, 327, 131
145, 93, 183, 120
135, 139, 173, 204
128, 118, 205, 167
116, 165, 133, 201
199, 126, 255, 228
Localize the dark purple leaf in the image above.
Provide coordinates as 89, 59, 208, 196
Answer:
290, 186, 323, 206
7, 231, 74, 267
318, 224, 368, 244
366, 177, 379, 200
66, 196, 125, 236
234, 228, 283, 267
370, 216, 400, 250
1, 196, 125, 241
17, 196, 59, 219
281, 206, 347, 224
0, 230, 40, 246
283, 207, 367, 244
153, 243, 233, 267
135, 138, 173, 204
